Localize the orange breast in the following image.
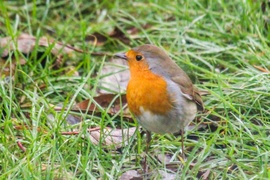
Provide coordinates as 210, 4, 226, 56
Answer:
126, 71, 173, 116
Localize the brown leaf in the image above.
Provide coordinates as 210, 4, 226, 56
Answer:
201, 169, 211, 180
109, 27, 130, 44
0, 33, 110, 77
156, 153, 172, 164
73, 94, 131, 119
127, 24, 152, 38
13, 124, 135, 149
157, 170, 177, 180
0, 58, 15, 77
0, 33, 81, 75
86, 27, 130, 46
47, 113, 82, 125
120, 169, 177, 180
120, 170, 143, 180
0, 33, 83, 58
89, 127, 136, 148
62, 127, 136, 149
86, 25, 152, 46
98, 58, 129, 94
0, 57, 26, 77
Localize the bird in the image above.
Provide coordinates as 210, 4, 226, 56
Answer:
115, 44, 203, 171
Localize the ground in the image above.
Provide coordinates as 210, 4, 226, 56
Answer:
0, 1, 270, 179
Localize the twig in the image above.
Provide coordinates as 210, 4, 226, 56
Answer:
17, 141, 26, 152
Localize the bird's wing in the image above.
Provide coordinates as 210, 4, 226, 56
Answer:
163, 60, 204, 111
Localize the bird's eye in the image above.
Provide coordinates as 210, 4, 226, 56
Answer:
136, 55, 143, 61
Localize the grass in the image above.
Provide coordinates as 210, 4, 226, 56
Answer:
1, 0, 270, 179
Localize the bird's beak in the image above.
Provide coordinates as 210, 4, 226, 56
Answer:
114, 52, 127, 60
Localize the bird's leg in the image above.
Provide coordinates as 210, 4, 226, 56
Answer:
181, 129, 186, 160
143, 130, 151, 173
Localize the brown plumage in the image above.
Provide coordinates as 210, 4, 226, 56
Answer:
115, 44, 204, 172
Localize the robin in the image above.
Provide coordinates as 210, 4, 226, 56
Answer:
115, 44, 203, 170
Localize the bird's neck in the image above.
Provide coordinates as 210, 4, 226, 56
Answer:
129, 68, 157, 81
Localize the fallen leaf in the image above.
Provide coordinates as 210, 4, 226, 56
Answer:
0, 57, 26, 77
127, 24, 152, 36
86, 33, 108, 46
201, 169, 211, 180
120, 170, 142, 180
98, 58, 129, 94
72, 94, 131, 120
13, 124, 136, 149
89, 127, 136, 149
0, 33, 110, 77
156, 153, 172, 164
109, 27, 130, 44
0, 33, 83, 58
86, 27, 130, 46
0, 33, 81, 77
120, 169, 177, 180
157, 170, 177, 180
62, 127, 136, 149
86, 25, 152, 46
47, 113, 82, 125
